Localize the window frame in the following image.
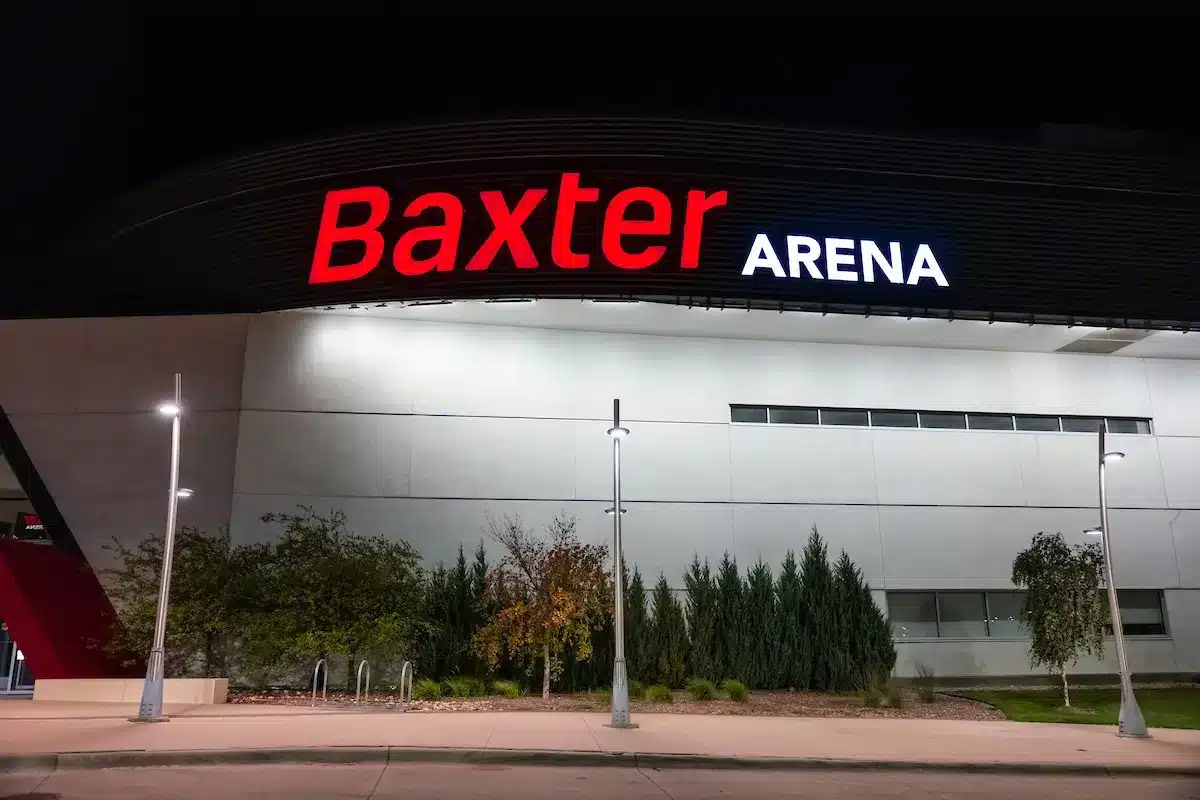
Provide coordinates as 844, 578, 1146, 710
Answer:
729, 406, 1152, 436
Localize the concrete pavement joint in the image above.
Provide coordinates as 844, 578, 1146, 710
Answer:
2, 747, 1199, 778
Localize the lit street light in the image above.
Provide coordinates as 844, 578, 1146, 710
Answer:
1091, 427, 1148, 738
605, 399, 636, 730
132, 373, 184, 724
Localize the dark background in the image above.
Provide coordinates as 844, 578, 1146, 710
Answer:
4, 14, 1198, 269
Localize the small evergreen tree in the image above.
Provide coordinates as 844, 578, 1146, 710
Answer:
798, 527, 837, 691
1012, 532, 1106, 707
833, 551, 895, 690
447, 544, 473, 676
714, 553, 744, 681
624, 566, 650, 683
742, 560, 776, 689
648, 574, 688, 688
683, 555, 719, 681
468, 540, 490, 675
773, 550, 808, 690
420, 563, 452, 676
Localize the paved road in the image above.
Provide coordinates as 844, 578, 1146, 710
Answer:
2, 763, 1198, 799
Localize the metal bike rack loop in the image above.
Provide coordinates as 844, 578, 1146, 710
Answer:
311, 658, 328, 707
355, 659, 371, 704
398, 661, 413, 711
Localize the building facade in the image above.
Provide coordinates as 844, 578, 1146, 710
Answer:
0, 119, 1197, 683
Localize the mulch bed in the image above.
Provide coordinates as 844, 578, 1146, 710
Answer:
227, 687, 1004, 721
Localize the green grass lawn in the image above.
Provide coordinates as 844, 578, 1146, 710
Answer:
961, 686, 1200, 729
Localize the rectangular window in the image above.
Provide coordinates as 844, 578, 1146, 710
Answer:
1107, 418, 1152, 435
967, 413, 1015, 431
937, 592, 989, 638
821, 408, 870, 427
730, 405, 767, 423
887, 592, 939, 638
871, 410, 919, 428
986, 591, 1029, 637
919, 411, 967, 429
1015, 415, 1061, 432
1106, 590, 1167, 636
1062, 416, 1104, 433
769, 406, 819, 425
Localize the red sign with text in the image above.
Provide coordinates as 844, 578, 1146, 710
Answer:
309, 172, 728, 284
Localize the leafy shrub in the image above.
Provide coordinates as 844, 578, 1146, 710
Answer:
413, 678, 442, 700
628, 679, 645, 700
647, 684, 673, 703
720, 679, 748, 701
915, 662, 937, 703
685, 678, 716, 701
491, 679, 521, 699
444, 676, 486, 697
861, 689, 883, 708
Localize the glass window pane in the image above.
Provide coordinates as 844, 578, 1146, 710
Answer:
822, 408, 869, 427
1107, 418, 1152, 435
968, 413, 1015, 431
1062, 417, 1104, 433
937, 592, 988, 638
871, 410, 919, 428
1015, 415, 1061, 432
769, 407, 819, 425
920, 412, 967, 429
888, 593, 938, 638
1116, 590, 1166, 636
731, 406, 767, 423
986, 591, 1029, 637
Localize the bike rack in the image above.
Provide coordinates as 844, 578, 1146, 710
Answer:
398, 661, 413, 711
355, 659, 371, 704
311, 658, 328, 707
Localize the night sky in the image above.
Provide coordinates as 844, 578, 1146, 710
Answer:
3, 14, 1196, 268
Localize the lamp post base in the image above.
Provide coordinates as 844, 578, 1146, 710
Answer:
1118, 694, 1151, 739
127, 716, 170, 723
603, 722, 640, 729
610, 656, 636, 729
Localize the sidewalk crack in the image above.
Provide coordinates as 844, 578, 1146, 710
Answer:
636, 762, 676, 799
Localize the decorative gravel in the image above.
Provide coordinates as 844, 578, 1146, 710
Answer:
227, 687, 1004, 721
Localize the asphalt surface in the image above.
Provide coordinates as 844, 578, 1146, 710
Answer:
2, 763, 1198, 800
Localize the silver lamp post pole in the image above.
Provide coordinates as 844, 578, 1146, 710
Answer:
1097, 427, 1149, 738
606, 399, 636, 729
133, 373, 184, 723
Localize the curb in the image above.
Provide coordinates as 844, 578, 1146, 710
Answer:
2, 747, 1198, 778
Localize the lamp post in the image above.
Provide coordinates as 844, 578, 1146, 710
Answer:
606, 399, 637, 729
132, 373, 185, 723
1087, 427, 1149, 738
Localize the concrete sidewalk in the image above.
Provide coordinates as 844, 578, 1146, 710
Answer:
2, 702, 1199, 776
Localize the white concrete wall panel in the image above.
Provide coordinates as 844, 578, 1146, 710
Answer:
6, 308, 1200, 678
0, 316, 250, 567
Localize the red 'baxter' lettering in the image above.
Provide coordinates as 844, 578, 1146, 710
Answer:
308, 173, 727, 283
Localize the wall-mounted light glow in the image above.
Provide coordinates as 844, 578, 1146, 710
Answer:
157, 404, 181, 417
177, 488, 194, 499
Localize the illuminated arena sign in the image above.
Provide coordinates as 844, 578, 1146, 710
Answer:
309, 172, 729, 284
741, 234, 949, 287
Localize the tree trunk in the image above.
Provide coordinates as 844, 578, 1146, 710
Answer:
542, 641, 551, 699
1060, 669, 1070, 708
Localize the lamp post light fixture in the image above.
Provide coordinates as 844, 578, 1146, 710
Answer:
1093, 428, 1149, 739
132, 373, 184, 724
605, 399, 637, 730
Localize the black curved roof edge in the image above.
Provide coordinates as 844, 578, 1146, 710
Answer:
56, 116, 1200, 259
